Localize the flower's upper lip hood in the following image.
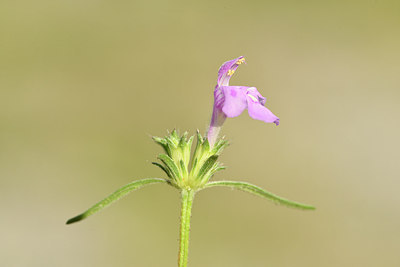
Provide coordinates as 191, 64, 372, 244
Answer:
217, 56, 246, 87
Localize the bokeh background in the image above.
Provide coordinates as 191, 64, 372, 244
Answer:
1, 0, 400, 266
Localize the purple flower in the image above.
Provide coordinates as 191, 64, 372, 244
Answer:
208, 56, 280, 146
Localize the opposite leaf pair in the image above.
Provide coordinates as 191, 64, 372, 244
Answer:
67, 130, 314, 225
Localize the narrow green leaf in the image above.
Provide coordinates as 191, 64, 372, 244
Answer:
191, 131, 204, 165
196, 130, 203, 143
202, 138, 210, 152
152, 162, 172, 178
179, 160, 188, 178
66, 178, 171, 224
205, 181, 315, 210
211, 139, 229, 155
152, 136, 170, 156
167, 135, 179, 147
158, 154, 180, 179
182, 135, 194, 167
171, 129, 179, 140
197, 155, 218, 179
187, 135, 194, 148
205, 164, 226, 180
179, 131, 189, 146
191, 158, 198, 172
152, 136, 167, 145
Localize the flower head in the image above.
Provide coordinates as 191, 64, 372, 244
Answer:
208, 56, 280, 146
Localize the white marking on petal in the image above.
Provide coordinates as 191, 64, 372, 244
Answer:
247, 94, 258, 103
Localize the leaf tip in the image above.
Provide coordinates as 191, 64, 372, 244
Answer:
66, 214, 86, 225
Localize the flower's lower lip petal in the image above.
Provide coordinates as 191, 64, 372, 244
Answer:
247, 97, 279, 125
220, 86, 248, 117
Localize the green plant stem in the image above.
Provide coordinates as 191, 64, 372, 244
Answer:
178, 189, 195, 267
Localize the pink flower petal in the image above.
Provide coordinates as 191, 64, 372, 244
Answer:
247, 93, 280, 125
221, 86, 248, 117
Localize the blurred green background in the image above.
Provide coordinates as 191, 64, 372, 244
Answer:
1, 0, 400, 266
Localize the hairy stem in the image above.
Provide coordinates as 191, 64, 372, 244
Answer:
178, 189, 195, 267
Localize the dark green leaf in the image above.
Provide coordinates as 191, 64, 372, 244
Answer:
197, 155, 218, 179
152, 162, 172, 178
158, 154, 180, 179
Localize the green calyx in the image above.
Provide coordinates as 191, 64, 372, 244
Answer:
152, 130, 228, 190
